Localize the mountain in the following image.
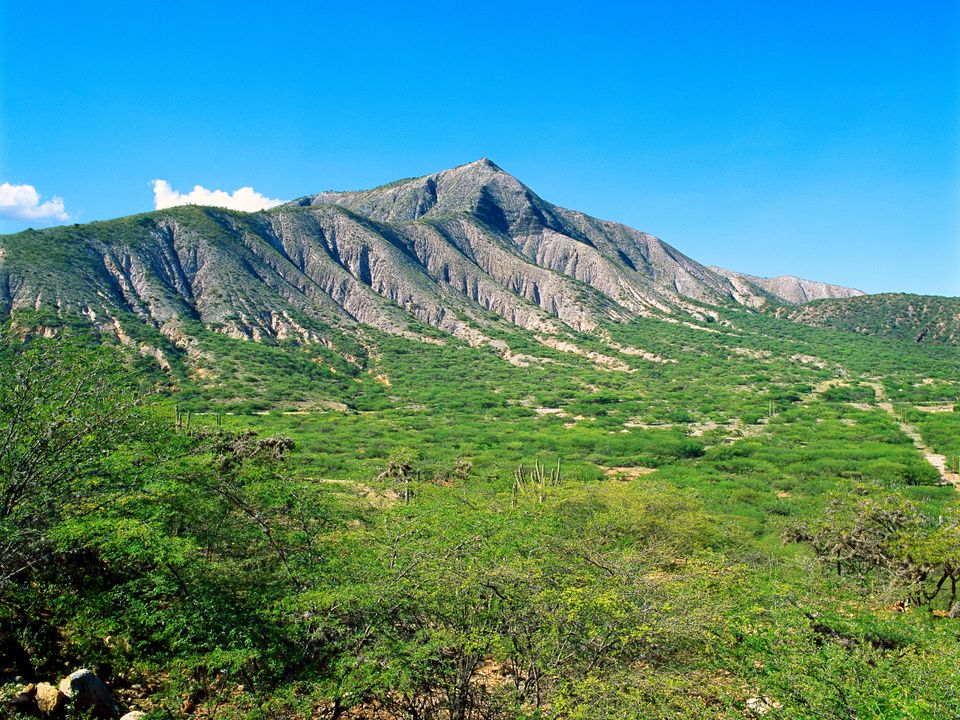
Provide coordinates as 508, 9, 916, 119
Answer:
777, 293, 960, 345
710, 267, 863, 304
0, 159, 861, 348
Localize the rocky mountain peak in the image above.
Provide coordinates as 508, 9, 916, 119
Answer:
295, 158, 547, 230
462, 157, 503, 171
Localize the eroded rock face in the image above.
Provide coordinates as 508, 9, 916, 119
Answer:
59, 668, 118, 717
710, 266, 864, 304
0, 159, 863, 347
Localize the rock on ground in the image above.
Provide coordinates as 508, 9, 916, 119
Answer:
58, 668, 118, 717
35, 681, 66, 714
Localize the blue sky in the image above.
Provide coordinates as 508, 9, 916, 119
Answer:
1, 1, 957, 295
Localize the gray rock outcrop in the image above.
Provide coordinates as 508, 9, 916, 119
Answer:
59, 668, 118, 717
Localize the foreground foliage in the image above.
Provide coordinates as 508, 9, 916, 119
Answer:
2, 312, 959, 718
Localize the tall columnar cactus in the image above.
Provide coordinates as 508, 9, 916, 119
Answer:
512, 458, 561, 505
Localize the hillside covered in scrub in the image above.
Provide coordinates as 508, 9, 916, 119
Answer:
778, 293, 960, 345
2, 294, 960, 718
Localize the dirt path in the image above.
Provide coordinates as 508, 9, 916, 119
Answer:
862, 381, 960, 489
314, 478, 400, 507
889, 419, 960, 488
811, 378, 847, 395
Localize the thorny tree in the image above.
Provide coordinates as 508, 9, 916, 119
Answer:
0, 335, 148, 588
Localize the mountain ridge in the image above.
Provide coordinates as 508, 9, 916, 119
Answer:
710, 266, 865, 305
293, 158, 862, 309
0, 159, 865, 350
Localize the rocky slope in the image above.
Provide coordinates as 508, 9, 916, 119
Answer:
0, 159, 862, 349
711, 267, 863, 304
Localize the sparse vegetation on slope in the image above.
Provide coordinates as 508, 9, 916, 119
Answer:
778, 293, 960, 345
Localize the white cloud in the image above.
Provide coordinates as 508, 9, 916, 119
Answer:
152, 179, 283, 212
0, 182, 69, 223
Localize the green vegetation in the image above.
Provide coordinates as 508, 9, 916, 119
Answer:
907, 408, 960, 468
779, 292, 960, 345
2, 306, 960, 718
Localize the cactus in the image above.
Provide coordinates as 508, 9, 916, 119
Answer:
512, 458, 562, 505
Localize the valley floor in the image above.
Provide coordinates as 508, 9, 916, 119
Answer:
3, 309, 960, 719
